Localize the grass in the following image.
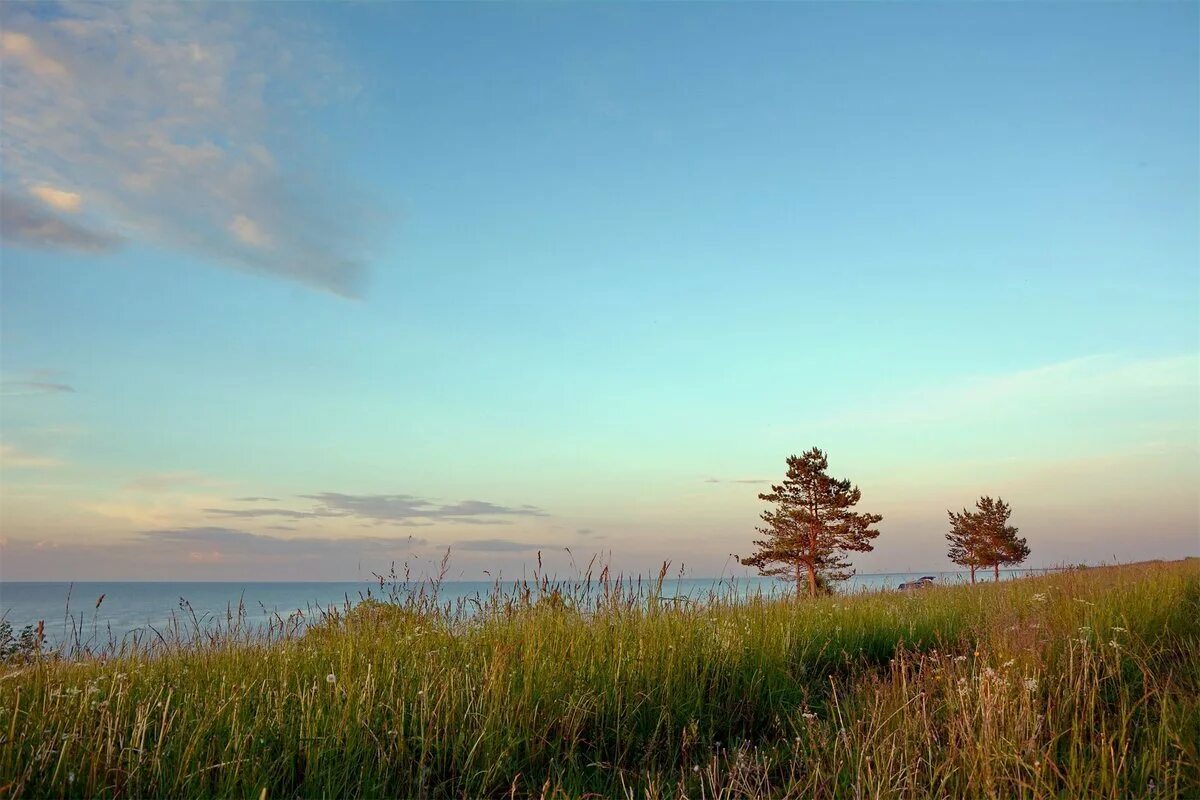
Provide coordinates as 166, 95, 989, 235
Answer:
1, 559, 1197, 798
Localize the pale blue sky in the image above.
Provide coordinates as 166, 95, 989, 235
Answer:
1, 2, 1197, 580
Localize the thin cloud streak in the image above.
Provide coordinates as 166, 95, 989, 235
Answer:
138, 526, 428, 558
300, 492, 550, 525
452, 538, 551, 553
203, 507, 347, 520
0, 380, 76, 397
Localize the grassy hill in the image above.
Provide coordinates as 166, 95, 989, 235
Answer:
1, 560, 1197, 798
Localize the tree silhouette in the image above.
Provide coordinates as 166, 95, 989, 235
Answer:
946, 496, 1028, 582
946, 506, 986, 584
741, 448, 882, 597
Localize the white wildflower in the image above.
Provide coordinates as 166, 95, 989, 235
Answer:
1031, 593, 1047, 602
954, 655, 967, 663
1023, 678, 1038, 691
802, 711, 816, 720
325, 673, 336, 684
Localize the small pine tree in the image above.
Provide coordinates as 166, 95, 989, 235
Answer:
947, 496, 1028, 582
946, 506, 986, 584
741, 448, 882, 597
978, 496, 1028, 580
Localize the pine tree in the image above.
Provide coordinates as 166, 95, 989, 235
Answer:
977, 496, 1027, 580
740, 448, 882, 597
946, 496, 1028, 582
946, 506, 986, 584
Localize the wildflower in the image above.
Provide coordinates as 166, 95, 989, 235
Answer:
693, 765, 700, 773
802, 711, 816, 720
1023, 678, 1038, 691
954, 655, 967, 663
1031, 593, 1047, 602
326, 673, 337, 684
1112, 626, 1126, 632
1108, 640, 1120, 649
68, 772, 75, 784
1002, 659, 1015, 668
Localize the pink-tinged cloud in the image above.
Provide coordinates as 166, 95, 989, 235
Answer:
0, 4, 380, 295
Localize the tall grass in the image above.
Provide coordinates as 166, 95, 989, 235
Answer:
1, 560, 1196, 798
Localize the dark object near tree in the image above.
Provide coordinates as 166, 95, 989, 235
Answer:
946, 496, 1030, 583
741, 448, 882, 598
899, 576, 935, 590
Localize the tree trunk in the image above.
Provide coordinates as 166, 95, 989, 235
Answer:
795, 562, 804, 599
970, 565, 976, 584
806, 562, 817, 597
994, 563, 1000, 581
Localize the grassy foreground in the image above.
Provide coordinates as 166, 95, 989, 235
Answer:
1, 561, 1197, 799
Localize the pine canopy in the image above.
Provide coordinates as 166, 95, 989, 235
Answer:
741, 448, 882, 597
946, 496, 1029, 581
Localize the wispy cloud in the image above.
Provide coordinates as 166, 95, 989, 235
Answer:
0, 443, 65, 469
0, 4, 378, 295
816, 353, 1200, 431
0, 190, 123, 253
703, 477, 768, 485
28, 184, 82, 213
298, 492, 549, 525
452, 538, 550, 553
197, 492, 548, 526
203, 507, 346, 520
0, 376, 76, 397
1, 30, 68, 78
122, 472, 223, 493
137, 526, 427, 561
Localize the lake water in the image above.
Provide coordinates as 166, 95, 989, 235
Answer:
1, 569, 1048, 649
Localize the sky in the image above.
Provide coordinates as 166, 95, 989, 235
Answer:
1, 2, 1197, 582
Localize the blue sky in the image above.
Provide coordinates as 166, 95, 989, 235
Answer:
1, 2, 1197, 581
